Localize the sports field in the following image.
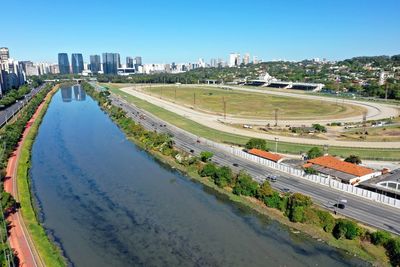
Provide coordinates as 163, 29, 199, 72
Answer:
142, 85, 364, 120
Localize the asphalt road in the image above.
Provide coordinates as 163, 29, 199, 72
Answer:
107, 92, 400, 235
0, 83, 47, 128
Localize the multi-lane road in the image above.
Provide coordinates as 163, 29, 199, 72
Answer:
106, 91, 400, 235
0, 83, 47, 128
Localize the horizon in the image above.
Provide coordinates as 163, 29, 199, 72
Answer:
2, 0, 400, 63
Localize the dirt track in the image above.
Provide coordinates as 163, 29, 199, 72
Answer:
120, 86, 400, 148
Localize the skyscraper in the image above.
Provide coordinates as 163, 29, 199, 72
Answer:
134, 56, 142, 71
126, 57, 134, 68
58, 53, 70, 75
102, 53, 120, 75
243, 53, 250, 65
0, 47, 9, 62
71, 53, 84, 74
90, 55, 101, 74
229, 53, 240, 67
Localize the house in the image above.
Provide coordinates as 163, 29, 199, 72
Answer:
247, 148, 284, 163
303, 155, 380, 185
359, 168, 400, 199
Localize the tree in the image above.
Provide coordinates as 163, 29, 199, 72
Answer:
333, 219, 360, 240
232, 170, 259, 197
304, 167, 317, 175
245, 138, 268, 151
312, 124, 327, 133
213, 166, 233, 187
385, 237, 400, 267
199, 163, 217, 177
344, 155, 362, 165
287, 193, 313, 223
200, 151, 214, 162
307, 147, 323, 159
370, 230, 391, 246
316, 210, 336, 233
257, 181, 274, 199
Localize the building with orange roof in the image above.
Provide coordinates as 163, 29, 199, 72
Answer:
247, 148, 284, 163
303, 155, 381, 185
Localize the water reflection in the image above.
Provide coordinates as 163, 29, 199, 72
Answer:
61, 85, 86, 102
60, 87, 72, 102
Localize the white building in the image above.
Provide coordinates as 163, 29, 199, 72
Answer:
243, 53, 250, 65
229, 53, 240, 67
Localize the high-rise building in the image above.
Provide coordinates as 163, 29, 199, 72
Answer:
58, 53, 70, 75
0, 47, 9, 62
243, 53, 250, 65
71, 53, 84, 74
89, 55, 101, 74
126, 57, 134, 68
102, 53, 120, 75
134, 56, 142, 71
229, 53, 240, 67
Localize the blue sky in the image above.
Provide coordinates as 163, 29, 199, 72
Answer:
3, 0, 400, 63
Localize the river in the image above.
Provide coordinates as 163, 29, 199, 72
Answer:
29, 86, 367, 266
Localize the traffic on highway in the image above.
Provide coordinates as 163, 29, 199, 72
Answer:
106, 91, 400, 235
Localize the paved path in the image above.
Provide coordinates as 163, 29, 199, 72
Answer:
4, 101, 46, 267
120, 86, 400, 148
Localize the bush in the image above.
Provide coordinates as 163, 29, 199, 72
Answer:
316, 210, 336, 233
256, 181, 274, 199
213, 166, 233, 187
287, 193, 313, 223
200, 151, 213, 162
264, 192, 282, 209
304, 167, 317, 175
307, 147, 323, 159
333, 219, 360, 240
344, 155, 362, 165
385, 237, 400, 267
312, 123, 327, 133
245, 138, 268, 151
199, 163, 217, 177
370, 230, 391, 246
232, 170, 259, 197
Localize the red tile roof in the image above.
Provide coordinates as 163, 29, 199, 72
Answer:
307, 155, 374, 177
248, 148, 283, 162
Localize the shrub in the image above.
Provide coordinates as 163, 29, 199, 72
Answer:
264, 192, 281, 209
307, 147, 323, 159
199, 163, 217, 177
312, 123, 327, 133
213, 166, 233, 188
316, 210, 336, 233
370, 230, 391, 246
304, 167, 317, 175
385, 237, 400, 267
256, 181, 273, 199
333, 219, 360, 240
344, 155, 362, 165
232, 171, 259, 197
200, 151, 214, 162
287, 193, 313, 223
245, 138, 268, 151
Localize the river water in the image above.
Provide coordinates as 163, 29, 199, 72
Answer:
29, 86, 367, 266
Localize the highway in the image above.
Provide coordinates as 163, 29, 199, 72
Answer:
106, 91, 400, 235
0, 83, 47, 128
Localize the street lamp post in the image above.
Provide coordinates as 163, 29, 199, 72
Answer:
274, 137, 279, 153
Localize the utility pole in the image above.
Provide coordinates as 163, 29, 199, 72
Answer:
385, 84, 388, 101
223, 97, 226, 120
274, 137, 279, 153
174, 88, 177, 102
193, 92, 196, 107
362, 111, 367, 135
274, 108, 278, 127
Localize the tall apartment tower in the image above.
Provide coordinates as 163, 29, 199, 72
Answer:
58, 53, 70, 75
71, 53, 84, 74
89, 55, 101, 74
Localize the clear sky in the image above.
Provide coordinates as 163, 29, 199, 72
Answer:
3, 0, 400, 63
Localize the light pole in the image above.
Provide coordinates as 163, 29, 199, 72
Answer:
274, 137, 279, 153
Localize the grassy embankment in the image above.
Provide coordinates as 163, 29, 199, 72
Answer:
105, 84, 400, 160
16, 85, 66, 266
89, 83, 393, 266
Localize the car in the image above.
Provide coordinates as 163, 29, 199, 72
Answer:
267, 175, 278, 182
233, 163, 239, 167
282, 188, 291, 193
334, 203, 346, 209
190, 149, 194, 153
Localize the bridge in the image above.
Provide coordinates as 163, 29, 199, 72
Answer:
246, 80, 324, 91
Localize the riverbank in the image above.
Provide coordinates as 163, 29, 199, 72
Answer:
13, 84, 66, 266
83, 83, 393, 266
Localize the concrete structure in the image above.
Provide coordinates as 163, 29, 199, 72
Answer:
0, 49, 26, 94
304, 155, 380, 185
243, 53, 250, 65
71, 53, 84, 74
58, 53, 70, 75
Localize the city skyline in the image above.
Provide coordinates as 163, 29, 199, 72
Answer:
2, 0, 400, 63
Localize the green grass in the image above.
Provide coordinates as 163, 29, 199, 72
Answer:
114, 83, 364, 120
108, 85, 400, 160
16, 87, 66, 267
